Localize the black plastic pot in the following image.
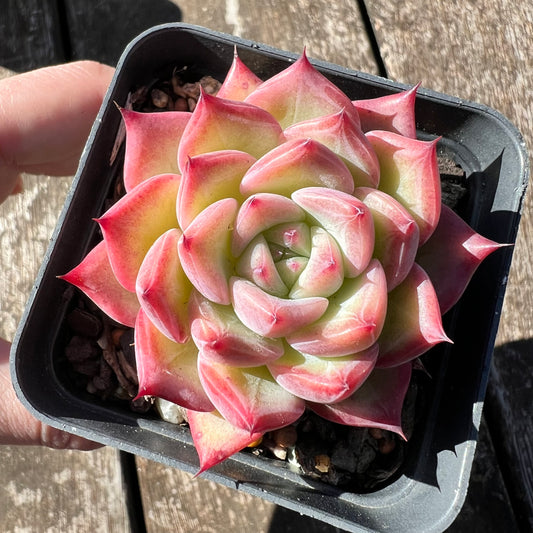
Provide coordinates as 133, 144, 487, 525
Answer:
10, 24, 529, 533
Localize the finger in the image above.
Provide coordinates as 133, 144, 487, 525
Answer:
0, 60, 115, 202
0, 338, 102, 450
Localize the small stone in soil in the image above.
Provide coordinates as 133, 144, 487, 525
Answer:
118, 328, 136, 368
65, 335, 101, 363
330, 440, 359, 474
151, 88, 169, 108
438, 154, 467, 210
314, 454, 331, 473
66, 308, 103, 338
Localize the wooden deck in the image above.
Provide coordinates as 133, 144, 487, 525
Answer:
1, 1, 532, 531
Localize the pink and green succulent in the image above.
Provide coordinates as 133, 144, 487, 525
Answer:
61, 51, 503, 473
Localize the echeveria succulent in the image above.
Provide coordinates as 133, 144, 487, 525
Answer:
61, 51, 503, 473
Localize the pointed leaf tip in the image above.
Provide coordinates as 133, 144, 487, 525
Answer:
121, 108, 190, 191
308, 363, 413, 438
60, 240, 140, 327
198, 360, 305, 434
353, 83, 419, 138
188, 409, 263, 475
245, 51, 359, 129
416, 204, 507, 314
377, 263, 451, 368
217, 50, 263, 101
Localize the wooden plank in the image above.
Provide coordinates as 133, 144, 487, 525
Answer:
0, 0, 65, 70
134, 1, 377, 531
365, 0, 533, 529
0, 447, 132, 533
135, 458, 274, 533
135, 457, 342, 533
179, 0, 378, 73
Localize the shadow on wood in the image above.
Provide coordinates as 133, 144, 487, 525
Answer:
268, 506, 343, 533
1, 0, 182, 70
487, 338, 533, 532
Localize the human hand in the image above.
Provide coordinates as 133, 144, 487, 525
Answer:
0, 61, 115, 448
0, 60, 115, 202
0, 339, 100, 449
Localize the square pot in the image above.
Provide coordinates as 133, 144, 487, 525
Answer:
10, 23, 529, 533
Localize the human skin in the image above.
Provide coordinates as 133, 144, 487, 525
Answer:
0, 61, 114, 448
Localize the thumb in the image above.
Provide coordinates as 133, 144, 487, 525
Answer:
0, 338, 101, 450
0, 61, 115, 203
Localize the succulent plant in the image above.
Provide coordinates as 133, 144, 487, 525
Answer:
61, 51, 503, 473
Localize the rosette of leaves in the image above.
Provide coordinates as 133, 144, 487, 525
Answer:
62, 51, 503, 473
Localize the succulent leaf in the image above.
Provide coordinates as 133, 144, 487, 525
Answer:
367, 130, 440, 245
187, 409, 263, 474
136, 228, 192, 343
189, 290, 285, 367
377, 263, 451, 368
134, 308, 213, 411
245, 51, 359, 129
230, 277, 329, 338
236, 234, 289, 297
121, 108, 191, 191
96, 173, 180, 292
352, 84, 418, 138
354, 186, 419, 290
177, 150, 256, 229
263, 222, 312, 257
289, 226, 344, 298
240, 137, 355, 197
216, 49, 263, 101
292, 187, 374, 277
178, 198, 238, 305
276, 257, 310, 288
268, 343, 378, 404
416, 204, 505, 314
59, 240, 140, 327
308, 363, 412, 437
287, 259, 387, 356
232, 193, 306, 257
284, 109, 380, 188
177, 91, 284, 172
198, 359, 305, 434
